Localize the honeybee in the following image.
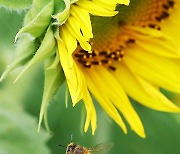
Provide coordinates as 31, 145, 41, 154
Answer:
59, 142, 113, 154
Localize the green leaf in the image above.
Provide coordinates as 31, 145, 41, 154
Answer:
24, 0, 53, 25
52, 0, 71, 25
38, 53, 65, 132
15, 0, 54, 41
0, 36, 38, 82
0, 0, 32, 10
14, 26, 56, 83
0, 93, 51, 154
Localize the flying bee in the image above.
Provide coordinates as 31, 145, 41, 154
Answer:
59, 142, 113, 154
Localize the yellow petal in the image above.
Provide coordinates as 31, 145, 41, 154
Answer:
66, 17, 91, 51
76, 66, 97, 134
162, 0, 180, 47
162, 19, 180, 46
93, 66, 145, 138
76, 0, 118, 17
57, 40, 83, 104
92, 0, 117, 11
138, 77, 180, 112
124, 46, 180, 93
125, 26, 180, 58
84, 68, 127, 134
60, 26, 77, 68
83, 87, 97, 135
117, 0, 130, 5
71, 5, 93, 39
114, 63, 180, 112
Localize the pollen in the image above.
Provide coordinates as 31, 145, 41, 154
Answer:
131, 0, 175, 30
73, 37, 135, 70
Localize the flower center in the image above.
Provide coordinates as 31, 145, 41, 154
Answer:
128, 0, 175, 29
73, 0, 175, 70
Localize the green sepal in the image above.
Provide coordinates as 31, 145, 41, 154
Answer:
23, 10, 34, 26
14, 26, 56, 83
70, 0, 78, 4
0, 0, 32, 10
0, 36, 37, 82
15, 0, 54, 42
54, 26, 61, 41
46, 49, 60, 70
24, 0, 54, 25
52, 0, 71, 25
38, 53, 65, 132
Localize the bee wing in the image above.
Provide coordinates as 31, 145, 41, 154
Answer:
88, 142, 113, 153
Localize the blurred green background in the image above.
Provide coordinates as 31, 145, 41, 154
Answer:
1, 7, 180, 154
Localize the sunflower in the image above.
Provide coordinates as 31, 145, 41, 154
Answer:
57, 0, 180, 138
57, 0, 130, 135
1, 0, 180, 138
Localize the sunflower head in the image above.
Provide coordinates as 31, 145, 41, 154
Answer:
1, 0, 180, 138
